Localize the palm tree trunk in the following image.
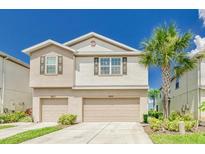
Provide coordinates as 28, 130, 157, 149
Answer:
162, 65, 171, 118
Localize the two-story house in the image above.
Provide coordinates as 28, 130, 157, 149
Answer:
158, 36, 205, 121
22, 32, 148, 123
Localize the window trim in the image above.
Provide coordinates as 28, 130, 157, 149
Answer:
45, 56, 58, 75
99, 57, 122, 76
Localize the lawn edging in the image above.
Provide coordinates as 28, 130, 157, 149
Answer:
0, 125, 64, 144
0, 125, 15, 130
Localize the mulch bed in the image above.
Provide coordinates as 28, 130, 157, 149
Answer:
142, 123, 205, 135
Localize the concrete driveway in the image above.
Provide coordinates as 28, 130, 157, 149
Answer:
0, 122, 57, 139
23, 122, 152, 144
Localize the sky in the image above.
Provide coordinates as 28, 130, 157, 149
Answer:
0, 9, 204, 89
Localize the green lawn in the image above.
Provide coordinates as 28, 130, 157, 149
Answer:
0, 125, 15, 130
0, 125, 63, 144
150, 133, 205, 144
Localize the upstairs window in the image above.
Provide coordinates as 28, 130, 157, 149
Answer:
100, 58, 110, 75
46, 56, 57, 74
99, 57, 122, 75
175, 77, 179, 89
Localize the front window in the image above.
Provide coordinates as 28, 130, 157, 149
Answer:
46, 56, 57, 74
100, 57, 122, 75
175, 77, 179, 89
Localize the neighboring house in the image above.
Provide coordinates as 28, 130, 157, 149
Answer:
22, 32, 148, 123
0, 51, 32, 113
158, 36, 205, 121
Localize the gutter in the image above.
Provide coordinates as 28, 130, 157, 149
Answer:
1, 57, 8, 113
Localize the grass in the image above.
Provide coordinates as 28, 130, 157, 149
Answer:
0, 125, 15, 130
150, 133, 205, 144
0, 125, 63, 144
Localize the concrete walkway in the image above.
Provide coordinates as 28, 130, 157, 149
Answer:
23, 122, 152, 144
0, 122, 57, 139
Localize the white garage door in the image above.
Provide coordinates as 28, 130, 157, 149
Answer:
83, 98, 140, 122
41, 98, 68, 122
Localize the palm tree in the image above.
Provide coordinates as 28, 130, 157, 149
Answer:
140, 23, 196, 118
148, 89, 160, 110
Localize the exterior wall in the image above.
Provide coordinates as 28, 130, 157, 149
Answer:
32, 88, 148, 122
68, 37, 128, 52
30, 44, 74, 88
200, 89, 205, 121
75, 56, 148, 87
0, 56, 32, 112
164, 62, 200, 119
200, 58, 205, 86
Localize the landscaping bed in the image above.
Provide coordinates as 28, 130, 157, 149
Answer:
143, 123, 205, 144
143, 110, 205, 144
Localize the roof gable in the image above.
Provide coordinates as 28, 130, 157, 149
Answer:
22, 39, 75, 55
64, 32, 141, 52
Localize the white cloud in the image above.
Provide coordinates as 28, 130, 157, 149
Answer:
189, 35, 205, 57
199, 9, 205, 26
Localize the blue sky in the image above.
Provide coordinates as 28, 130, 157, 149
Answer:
0, 9, 204, 89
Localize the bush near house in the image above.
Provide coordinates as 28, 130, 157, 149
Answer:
18, 116, 33, 122
58, 114, 77, 125
0, 111, 33, 124
148, 112, 197, 132
148, 110, 163, 119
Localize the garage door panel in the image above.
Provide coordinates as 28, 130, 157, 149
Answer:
41, 98, 68, 122
83, 98, 140, 122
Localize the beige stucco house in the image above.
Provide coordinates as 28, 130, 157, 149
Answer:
23, 32, 148, 123
158, 36, 205, 121
0, 51, 32, 113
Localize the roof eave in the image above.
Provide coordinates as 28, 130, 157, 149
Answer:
64, 32, 141, 53
22, 39, 76, 56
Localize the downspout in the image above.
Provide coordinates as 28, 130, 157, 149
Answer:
1, 57, 8, 113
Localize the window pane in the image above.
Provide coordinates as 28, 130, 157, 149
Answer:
111, 58, 121, 75
111, 58, 121, 66
47, 65, 56, 74
111, 67, 121, 75
100, 58, 110, 66
47, 57, 56, 65
101, 67, 110, 75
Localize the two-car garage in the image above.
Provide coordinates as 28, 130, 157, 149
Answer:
83, 98, 140, 122
40, 97, 140, 122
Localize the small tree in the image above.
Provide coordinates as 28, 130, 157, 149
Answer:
148, 89, 160, 110
140, 23, 196, 118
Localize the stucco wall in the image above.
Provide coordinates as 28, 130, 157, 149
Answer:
30, 44, 74, 88
32, 88, 148, 122
75, 56, 148, 87
200, 58, 205, 86
165, 61, 199, 119
0, 57, 32, 112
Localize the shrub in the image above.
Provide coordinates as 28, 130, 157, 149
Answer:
168, 111, 181, 121
185, 120, 196, 131
58, 114, 77, 125
148, 110, 163, 119
143, 114, 148, 123
148, 117, 163, 131
0, 112, 27, 123
199, 101, 205, 112
18, 116, 33, 122
166, 120, 179, 131
181, 114, 193, 121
